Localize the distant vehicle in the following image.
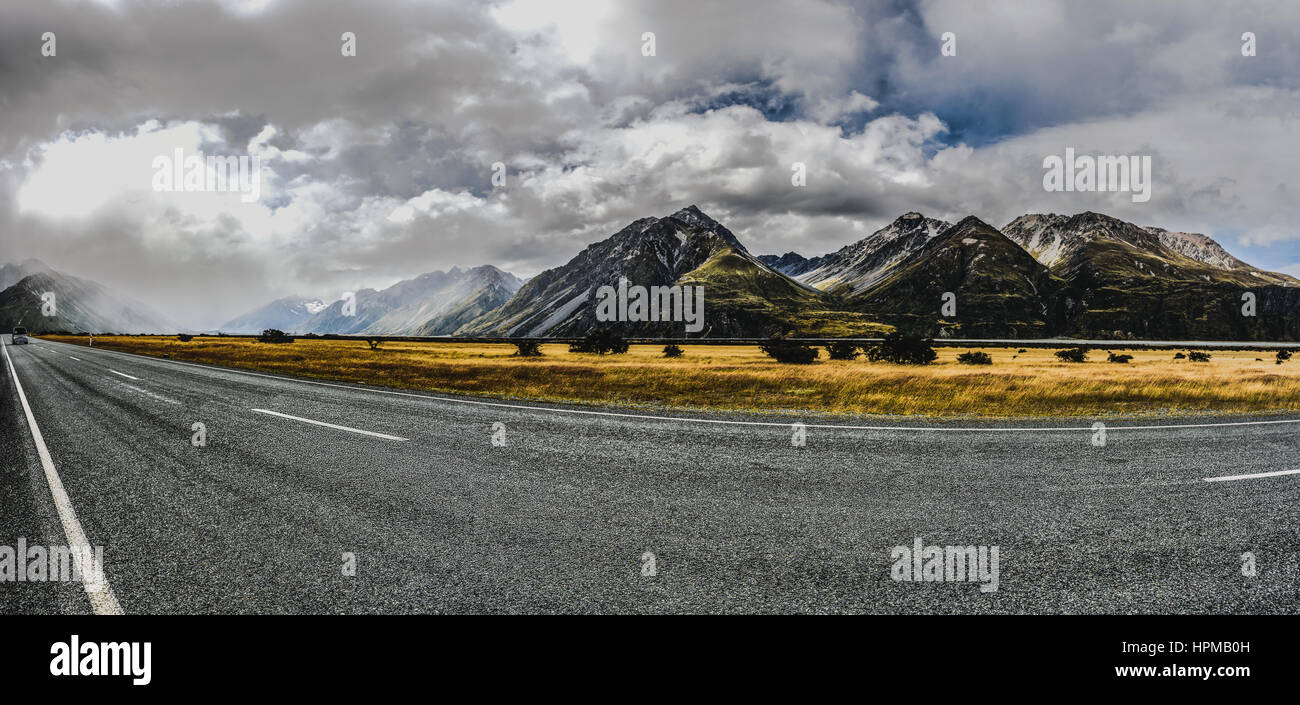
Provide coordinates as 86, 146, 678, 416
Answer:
11, 326, 29, 345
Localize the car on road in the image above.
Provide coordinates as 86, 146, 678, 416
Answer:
12, 326, 29, 344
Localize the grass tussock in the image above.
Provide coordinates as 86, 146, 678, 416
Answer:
43, 335, 1300, 419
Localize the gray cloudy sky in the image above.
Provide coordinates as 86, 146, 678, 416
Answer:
2, 0, 1299, 328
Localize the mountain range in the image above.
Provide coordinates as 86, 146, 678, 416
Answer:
458, 205, 883, 337
282, 265, 523, 336
219, 296, 328, 334
4, 207, 1297, 340
0, 260, 178, 334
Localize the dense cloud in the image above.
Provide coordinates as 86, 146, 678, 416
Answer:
1, 0, 1298, 326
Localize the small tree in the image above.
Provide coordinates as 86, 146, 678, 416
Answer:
1055, 347, 1089, 363
1277, 350, 1293, 365
760, 336, 819, 364
825, 341, 861, 360
956, 351, 993, 365
513, 341, 543, 357
365, 338, 383, 351
257, 329, 294, 343
1188, 351, 1212, 363
866, 332, 937, 365
1107, 352, 1133, 364
662, 344, 684, 358
177, 333, 194, 342
570, 328, 629, 354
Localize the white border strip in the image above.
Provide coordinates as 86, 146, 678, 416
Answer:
38, 338, 1300, 434
3, 341, 123, 615
251, 408, 408, 441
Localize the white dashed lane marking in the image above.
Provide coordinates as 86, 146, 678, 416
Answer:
1203, 468, 1300, 483
250, 408, 409, 441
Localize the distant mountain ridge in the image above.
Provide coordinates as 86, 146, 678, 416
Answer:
996, 211, 1300, 339
796, 212, 952, 295
220, 296, 326, 333
459, 205, 885, 337
0, 266, 178, 334
1143, 225, 1285, 276
846, 216, 1071, 337
0, 258, 54, 291
8, 206, 1297, 340
292, 265, 523, 336
757, 252, 819, 277
1001, 212, 1297, 287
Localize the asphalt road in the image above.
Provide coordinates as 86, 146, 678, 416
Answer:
2, 335, 1299, 614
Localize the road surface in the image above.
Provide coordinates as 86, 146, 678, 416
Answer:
2, 335, 1298, 613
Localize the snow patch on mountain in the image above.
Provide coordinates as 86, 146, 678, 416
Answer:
797, 212, 953, 294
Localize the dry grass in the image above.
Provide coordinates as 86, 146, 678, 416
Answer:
42, 335, 1300, 419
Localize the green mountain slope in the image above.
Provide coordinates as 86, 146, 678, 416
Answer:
847, 216, 1071, 337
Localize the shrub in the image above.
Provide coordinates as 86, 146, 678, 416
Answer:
257, 329, 294, 343
1054, 347, 1089, 363
1107, 352, 1133, 364
176, 334, 194, 342
956, 351, 993, 365
866, 332, 937, 365
365, 338, 383, 351
662, 344, 684, 358
1188, 351, 1212, 363
760, 336, 819, 364
1277, 350, 1293, 364
570, 328, 629, 354
513, 341, 543, 357
1173, 352, 1186, 360
825, 341, 861, 360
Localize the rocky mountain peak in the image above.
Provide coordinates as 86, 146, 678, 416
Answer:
667, 204, 717, 228
948, 215, 994, 232
1141, 226, 1246, 271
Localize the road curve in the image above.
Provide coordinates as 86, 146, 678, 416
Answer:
2, 335, 1298, 614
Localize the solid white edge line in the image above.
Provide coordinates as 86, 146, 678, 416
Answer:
250, 408, 408, 441
35, 338, 1300, 434
2, 341, 123, 615
107, 369, 139, 381
1203, 468, 1300, 483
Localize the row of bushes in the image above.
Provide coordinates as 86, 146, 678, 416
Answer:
762, 332, 939, 365
770, 340, 1299, 366
230, 328, 1300, 366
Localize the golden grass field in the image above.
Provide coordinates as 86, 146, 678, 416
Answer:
40, 335, 1300, 419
